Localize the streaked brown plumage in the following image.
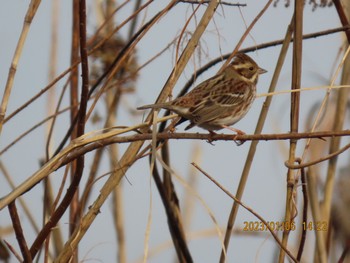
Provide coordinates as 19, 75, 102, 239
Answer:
137, 53, 267, 133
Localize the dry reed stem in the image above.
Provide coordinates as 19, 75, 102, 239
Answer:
296, 162, 308, 260
285, 141, 350, 169
2, 2, 348, 262
175, 2, 201, 63
284, 47, 350, 263
3, 24, 346, 126
8, 201, 31, 262
2, 84, 350, 157
192, 163, 298, 262
257, 84, 350, 98
2, 127, 350, 210
85, 5, 165, 123
28, 1, 90, 259
95, 2, 128, 261
0, 115, 176, 210
155, 154, 226, 260
143, 176, 154, 263
292, 47, 350, 176
279, 0, 303, 261
43, 1, 63, 258
144, 103, 160, 261
152, 131, 185, 258
46, 0, 59, 153
127, 0, 142, 39
297, 2, 350, 260
3, 240, 22, 262
107, 94, 126, 263
69, 1, 88, 260
218, 0, 273, 73
219, 14, 294, 263
0, 161, 39, 233
54, 1, 219, 261
180, 25, 350, 96
45, 76, 72, 160
322, 2, 350, 257
78, 147, 104, 211
3, 0, 152, 126
156, 142, 193, 262
68, 3, 80, 251
143, 2, 223, 261
0, 0, 41, 136
31, 129, 350, 168
0, 105, 72, 155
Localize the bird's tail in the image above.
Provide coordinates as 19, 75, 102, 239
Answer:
137, 102, 170, 110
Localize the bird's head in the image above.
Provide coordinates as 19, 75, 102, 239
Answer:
229, 53, 267, 84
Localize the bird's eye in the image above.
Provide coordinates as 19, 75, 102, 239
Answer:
249, 66, 254, 71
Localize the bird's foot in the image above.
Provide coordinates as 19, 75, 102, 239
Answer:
221, 125, 246, 146
167, 117, 181, 133
206, 130, 217, 145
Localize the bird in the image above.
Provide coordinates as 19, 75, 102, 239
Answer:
137, 53, 267, 135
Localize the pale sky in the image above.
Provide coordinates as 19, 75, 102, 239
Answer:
0, 1, 347, 262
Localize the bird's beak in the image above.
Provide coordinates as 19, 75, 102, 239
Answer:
258, 67, 267, 74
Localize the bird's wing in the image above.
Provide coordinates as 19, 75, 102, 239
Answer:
188, 78, 252, 124
186, 73, 226, 96
210, 78, 250, 106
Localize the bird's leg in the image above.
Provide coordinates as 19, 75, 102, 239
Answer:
221, 125, 245, 135
221, 125, 245, 146
206, 130, 217, 145
167, 118, 179, 133
166, 116, 182, 133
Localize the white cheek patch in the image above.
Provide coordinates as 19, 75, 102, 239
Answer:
239, 75, 252, 83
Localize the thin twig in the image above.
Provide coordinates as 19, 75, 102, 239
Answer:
45, 74, 71, 160
142, 2, 223, 261
68, 2, 80, 248
181, 25, 350, 95
52, 2, 161, 158
321, 2, 350, 260
3, 0, 153, 125
4, 25, 347, 127
178, 0, 246, 6
8, 201, 32, 262
0, 106, 73, 156
191, 162, 298, 263
29, 0, 89, 259
285, 141, 350, 169
53, 1, 198, 261
0, 161, 40, 234
2, 127, 350, 212
296, 158, 308, 261
99, 2, 127, 262
151, 160, 193, 262
339, 246, 350, 263
128, 0, 142, 40
3, 83, 349, 156
219, 0, 273, 72
154, 152, 227, 261
333, 0, 350, 43
219, 15, 294, 263
3, 239, 22, 262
